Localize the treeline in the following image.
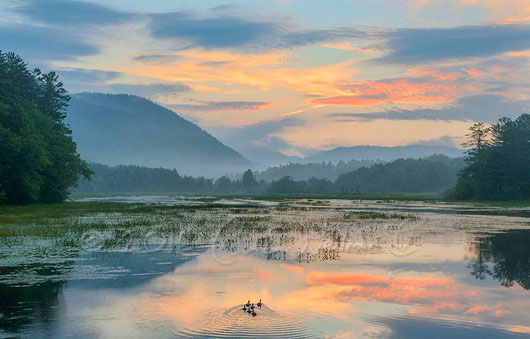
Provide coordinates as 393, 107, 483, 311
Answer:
336, 155, 465, 194
267, 155, 464, 194
0, 52, 90, 204
75, 164, 266, 194
75, 155, 463, 195
256, 159, 381, 181
453, 114, 530, 200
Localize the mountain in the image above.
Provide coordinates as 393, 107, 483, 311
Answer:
302, 145, 464, 164
236, 147, 303, 168
66, 93, 253, 177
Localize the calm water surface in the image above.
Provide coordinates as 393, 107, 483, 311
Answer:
1, 199, 529, 338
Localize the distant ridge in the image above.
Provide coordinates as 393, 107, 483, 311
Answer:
66, 93, 253, 177
301, 145, 464, 164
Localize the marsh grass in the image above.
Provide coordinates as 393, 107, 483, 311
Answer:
0, 201, 427, 254
338, 211, 420, 221
0, 200, 443, 287
0, 202, 140, 226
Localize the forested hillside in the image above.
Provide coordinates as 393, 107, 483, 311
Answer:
74, 163, 264, 194
256, 159, 381, 181
303, 145, 464, 163
75, 155, 464, 195
335, 155, 465, 194
66, 93, 253, 177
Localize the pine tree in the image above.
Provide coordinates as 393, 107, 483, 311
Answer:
0, 51, 91, 204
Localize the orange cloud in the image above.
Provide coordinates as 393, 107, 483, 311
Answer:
461, 67, 486, 77
178, 49, 289, 68
459, 0, 530, 22
307, 272, 391, 285
407, 0, 530, 22
505, 50, 530, 57
509, 326, 530, 334
410, 301, 463, 315
280, 263, 304, 273
466, 305, 490, 314
322, 42, 379, 54
306, 271, 475, 305
124, 51, 355, 95
257, 269, 275, 280
311, 78, 458, 106
407, 67, 462, 81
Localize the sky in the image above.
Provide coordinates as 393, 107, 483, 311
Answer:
1, 0, 530, 159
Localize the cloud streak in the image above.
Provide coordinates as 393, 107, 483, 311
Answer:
328, 94, 530, 122
0, 25, 99, 61
57, 68, 122, 84
378, 24, 530, 64
170, 101, 272, 112
312, 72, 468, 107
14, 0, 135, 25
148, 11, 367, 51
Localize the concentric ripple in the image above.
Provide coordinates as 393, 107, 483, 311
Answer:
174, 305, 322, 338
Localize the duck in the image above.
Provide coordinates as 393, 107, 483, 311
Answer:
251, 310, 257, 317
257, 299, 262, 308
247, 308, 252, 314
250, 303, 255, 310
245, 300, 251, 307
242, 305, 247, 311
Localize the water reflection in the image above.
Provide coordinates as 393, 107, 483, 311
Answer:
469, 230, 530, 290
1, 203, 530, 338
0, 279, 65, 335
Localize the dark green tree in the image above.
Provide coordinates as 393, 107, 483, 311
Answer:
268, 176, 306, 194
215, 176, 235, 193
454, 114, 530, 200
242, 169, 257, 190
336, 155, 464, 194
0, 51, 91, 204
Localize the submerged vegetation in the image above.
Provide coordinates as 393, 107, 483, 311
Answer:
1, 199, 527, 286
0, 199, 435, 286
0, 201, 425, 259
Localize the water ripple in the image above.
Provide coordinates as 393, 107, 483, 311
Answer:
174, 305, 322, 338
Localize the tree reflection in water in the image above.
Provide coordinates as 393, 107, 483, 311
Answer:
469, 230, 530, 290
0, 272, 66, 335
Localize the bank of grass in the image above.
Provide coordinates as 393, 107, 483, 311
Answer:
226, 193, 530, 208
69, 190, 530, 205
0, 201, 273, 226
339, 211, 420, 220
216, 193, 445, 202
454, 200, 530, 208
1, 196, 528, 239
0, 202, 133, 226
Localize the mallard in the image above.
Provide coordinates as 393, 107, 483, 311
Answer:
257, 299, 262, 308
245, 300, 251, 307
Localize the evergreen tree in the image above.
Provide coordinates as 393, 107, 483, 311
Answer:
242, 169, 257, 189
0, 51, 91, 204
454, 114, 530, 200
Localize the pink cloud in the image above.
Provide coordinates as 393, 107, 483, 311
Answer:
311, 78, 458, 106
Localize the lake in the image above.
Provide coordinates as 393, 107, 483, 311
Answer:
1, 198, 529, 338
